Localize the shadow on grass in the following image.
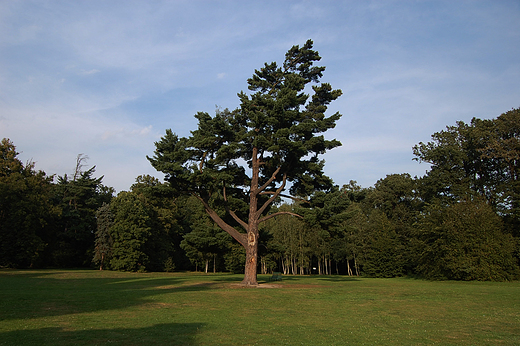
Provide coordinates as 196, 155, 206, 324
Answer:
0, 270, 215, 322
0, 322, 205, 346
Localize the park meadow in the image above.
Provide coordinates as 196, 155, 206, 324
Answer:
1, 269, 519, 345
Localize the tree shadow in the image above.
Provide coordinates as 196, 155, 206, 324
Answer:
0, 323, 205, 346
0, 270, 216, 321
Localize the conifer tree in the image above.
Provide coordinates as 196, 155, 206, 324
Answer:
149, 40, 342, 285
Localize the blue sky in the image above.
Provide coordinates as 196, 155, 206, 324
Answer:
1, 1, 519, 192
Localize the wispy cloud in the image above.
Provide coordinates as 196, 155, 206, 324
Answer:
80, 69, 100, 75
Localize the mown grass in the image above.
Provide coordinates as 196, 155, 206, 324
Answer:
0, 269, 519, 345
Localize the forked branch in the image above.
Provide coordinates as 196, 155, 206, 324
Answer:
255, 173, 287, 219
257, 166, 281, 194
193, 193, 247, 247
223, 185, 249, 231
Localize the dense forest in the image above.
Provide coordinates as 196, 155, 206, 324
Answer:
1, 107, 519, 281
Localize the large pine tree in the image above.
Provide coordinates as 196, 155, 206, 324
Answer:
149, 40, 342, 285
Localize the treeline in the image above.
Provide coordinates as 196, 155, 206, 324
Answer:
1, 108, 519, 280
0, 150, 113, 268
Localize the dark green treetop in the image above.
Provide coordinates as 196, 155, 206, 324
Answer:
149, 39, 341, 198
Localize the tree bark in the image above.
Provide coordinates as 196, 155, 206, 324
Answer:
242, 229, 258, 286
241, 146, 261, 286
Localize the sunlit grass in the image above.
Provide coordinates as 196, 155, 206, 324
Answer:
1, 269, 519, 345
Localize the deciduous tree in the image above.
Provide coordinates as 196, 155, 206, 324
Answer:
414, 199, 519, 281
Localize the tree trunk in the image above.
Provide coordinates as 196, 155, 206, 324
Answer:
99, 253, 105, 271
241, 147, 261, 286
354, 254, 359, 276
324, 255, 328, 275
242, 229, 258, 286
347, 259, 353, 276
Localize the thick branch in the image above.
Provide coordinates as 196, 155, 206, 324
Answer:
223, 185, 249, 231
258, 211, 303, 224
255, 173, 287, 219
257, 166, 281, 194
193, 194, 247, 247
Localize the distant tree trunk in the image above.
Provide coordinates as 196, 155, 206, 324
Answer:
261, 257, 268, 274
347, 259, 353, 276
354, 254, 359, 276
324, 255, 328, 275
99, 253, 105, 271
205, 259, 209, 274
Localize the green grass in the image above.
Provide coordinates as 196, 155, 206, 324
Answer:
1, 270, 519, 345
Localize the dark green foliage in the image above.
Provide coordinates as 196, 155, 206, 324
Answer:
91, 176, 189, 273
108, 192, 152, 272
413, 108, 520, 225
130, 175, 181, 271
0, 140, 114, 269
50, 156, 113, 267
149, 40, 342, 200
358, 210, 407, 278
179, 196, 231, 272
412, 108, 520, 279
93, 203, 113, 270
102, 177, 186, 272
262, 204, 310, 274
0, 139, 54, 268
298, 185, 354, 274
224, 242, 246, 273
414, 199, 519, 281
479, 108, 520, 234
360, 174, 418, 277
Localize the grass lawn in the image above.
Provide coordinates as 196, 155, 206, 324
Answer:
0, 269, 519, 345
